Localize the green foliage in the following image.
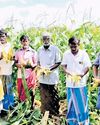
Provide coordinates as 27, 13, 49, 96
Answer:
1, 22, 100, 124
21, 67, 31, 104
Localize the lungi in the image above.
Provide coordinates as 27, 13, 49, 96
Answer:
0, 75, 14, 110
40, 84, 59, 116
67, 87, 89, 125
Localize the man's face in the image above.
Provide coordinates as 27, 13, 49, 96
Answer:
21, 38, 29, 49
69, 42, 79, 54
42, 36, 51, 49
0, 34, 6, 44
43, 36, 50, 44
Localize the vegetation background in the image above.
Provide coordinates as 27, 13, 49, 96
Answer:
0, 22, 100, 125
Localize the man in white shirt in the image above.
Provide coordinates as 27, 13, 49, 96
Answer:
0, 29, 14, 116
38, 32, 61, 116
62, 37, 91, 125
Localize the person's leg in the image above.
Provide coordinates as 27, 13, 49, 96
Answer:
67, 87, 89, 125
67, 120, 78, 125
40, 84, 59, 116
40, 84, 48, 114
2, 75, 13, 110
67, 88, 77, 125
27, 72, 36, 110
96, 87, 100, 109
74, 87, 89, 124
0, 77, 4, 103
17, 78, 26, 102
0, 77, 4, 112
0, 101, 3, 113
6, 81, 14, 107
29, 89, 35, 110
0, 76, 8, 116
48, 85, 60, 115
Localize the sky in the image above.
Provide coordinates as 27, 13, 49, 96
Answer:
0, 0, 100, 31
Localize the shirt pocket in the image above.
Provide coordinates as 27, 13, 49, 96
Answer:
78, 60, 84, 70
47, 53, 54, 65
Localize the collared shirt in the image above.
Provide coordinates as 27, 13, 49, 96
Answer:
93, 52, 100, 67
38, 45, 61, 85
15, 47, 37, 78
62, 50, 91, 88
0, 43, 14, 75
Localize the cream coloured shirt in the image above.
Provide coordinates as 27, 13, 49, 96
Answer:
0, 43, 13, 75
62, 50, 91, 88
38, 45, 61, 85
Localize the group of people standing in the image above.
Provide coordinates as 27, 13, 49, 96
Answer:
0, 29, 100, 125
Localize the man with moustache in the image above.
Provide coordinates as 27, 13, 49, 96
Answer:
37, 32, 61, 117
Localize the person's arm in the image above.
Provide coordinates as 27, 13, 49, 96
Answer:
0, 52, 3, 60
78, 51, 91, 78
14, 60, 22, 68
14, 51, 22, 68
50, 47, 61, 71
31, 51, 37, 69
62, 64, 72, 76
50, 62, 61, 71
78, 67, 90, 78
61, 51, 72, 75
93, 53, 100, 78
25, 50, 37, 70
93, 65, 100, 86
93, 65, 99, 78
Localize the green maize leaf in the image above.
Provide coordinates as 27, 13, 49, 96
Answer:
21, 67, 31, 104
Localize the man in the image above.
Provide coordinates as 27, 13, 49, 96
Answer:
93, 52, 100, 109
62, 37, 91, 125
0, 29, 14, 115
38, 32, 61, 116
15, 35, 37, 109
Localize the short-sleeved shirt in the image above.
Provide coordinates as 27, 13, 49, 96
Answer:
93, 52, 100, 67
61, 50, 91, 88
38, 45, 61, 85
0, 43, 14, 75
15, 47, 37, 78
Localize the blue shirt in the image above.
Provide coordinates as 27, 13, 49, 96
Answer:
94, 53, 100, 66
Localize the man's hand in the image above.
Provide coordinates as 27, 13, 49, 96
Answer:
77, 74, 84, 78
16, 63, 23, 68
93, 77, 100, 85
